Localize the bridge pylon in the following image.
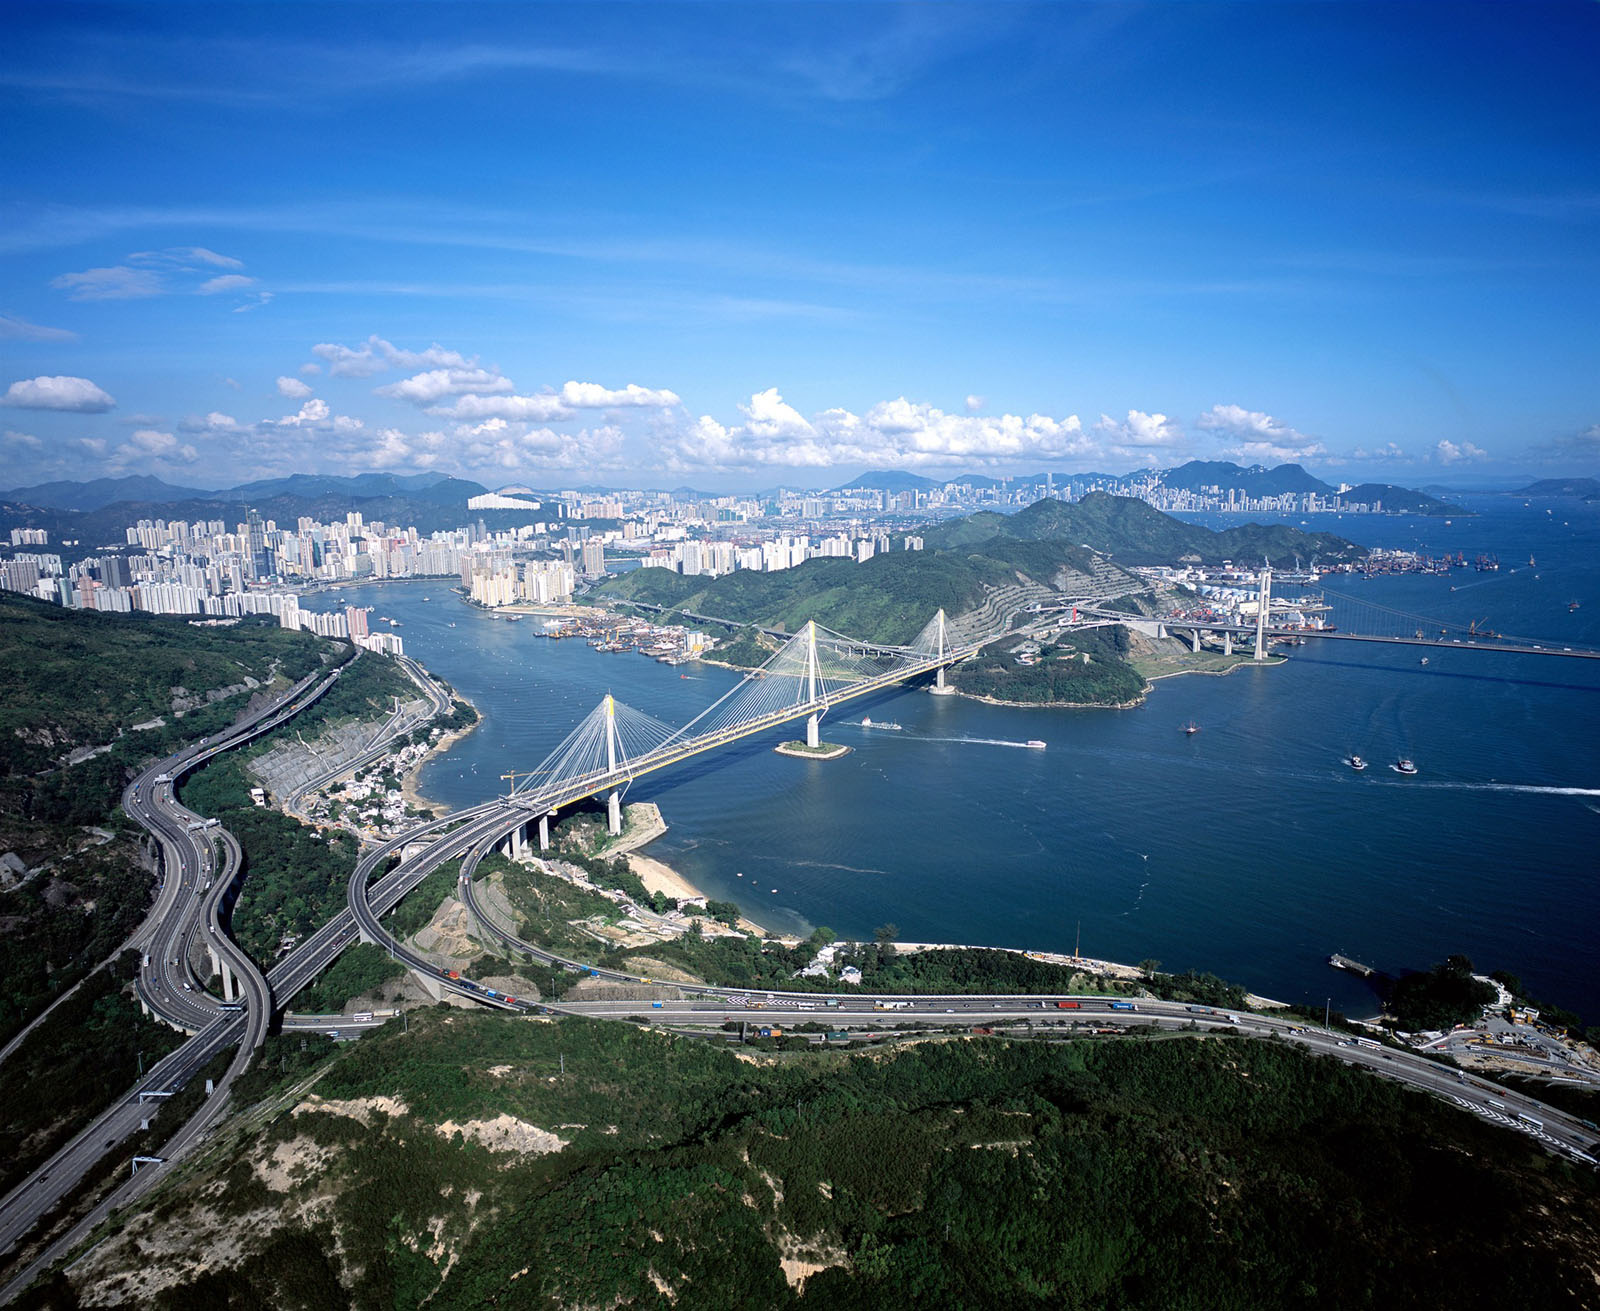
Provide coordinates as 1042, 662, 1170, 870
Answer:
1254, 568, 1273, 661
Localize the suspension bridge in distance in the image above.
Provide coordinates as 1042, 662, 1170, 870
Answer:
494, 610, 978, 855
1102, 568, 1600, 662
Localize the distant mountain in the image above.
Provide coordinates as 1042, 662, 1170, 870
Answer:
830, 470, 942, 494
1155, 461, 1333, 497
923, 492, 1363, 566
3, 475, 217, 512
1516, 477, 1600, 498
941, 474, 1005, 490
1339, 483, 1465, 516
219, 472, 486, 505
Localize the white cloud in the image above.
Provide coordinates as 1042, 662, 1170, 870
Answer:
428, 392, 574, 422
1094, 409, 1183, 448
0, 313, 77, 342
299, 362, 321, 376
110, 428, 200, 470
77, 437, 107, 455
276, 375, 314, 399
232, 291, 274, 313
197, 274, 256, 295
51, 265, 164, 301
311, 334, 476, 378
964, 394, 985, 413
1350, 442, 1407, 462
377, 367, 514, 405
663, 388, 1091, 471
333, 414, 365, 433
557, 380, 680, 409
1196, 403, 1325, 464
275, 397, 331, 426
2, 374, 116, 412
130, 246, 243, 270
3, 428, 43, 448
1435, 439, 1487, 464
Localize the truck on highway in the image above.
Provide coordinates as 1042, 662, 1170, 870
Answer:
651, 1001, 664, 1009
1056, 1001, 1081, 1009
1108, 1001, 1137, 1012
873, 1000, 910, 1010
1518, 1112, 1545, 1131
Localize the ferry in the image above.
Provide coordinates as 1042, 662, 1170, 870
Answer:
1345, 755, 1368, 771
1025, 739, 1047, 750
860, 716, 903, 731
1391, 758, 1419, 776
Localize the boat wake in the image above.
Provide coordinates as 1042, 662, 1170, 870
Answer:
907, 735, 1046, 750
1413, 782, 1600, 798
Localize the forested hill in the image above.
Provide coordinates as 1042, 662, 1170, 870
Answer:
598, 534, 1117, 645
924, 492, 1364, 565
66, 1009, 1600, 1308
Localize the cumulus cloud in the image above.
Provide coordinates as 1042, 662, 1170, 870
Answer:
274, 397, 331, 426
2, 374, 116, 412
1195, 404, 1322, 463
557, 380, 681, 409
378, 367, 515, 405
110, 428, 200, 471
0, 313, 77, 342
1435, 439, 1487, 464
51, 265, 165, 301
198, 274, 256, 295
662, 388, 1091, 471
77, 437, 107, 455
3, 428, 43, 448
428, 392, 574, 423
1350, 442, 1406, 462
276, 375, 314, 399
1093, 409, 1183, 449
311, 334, 476, 378
964, 394, 985, 414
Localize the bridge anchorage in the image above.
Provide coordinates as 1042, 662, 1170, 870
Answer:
490, 609, 977, 856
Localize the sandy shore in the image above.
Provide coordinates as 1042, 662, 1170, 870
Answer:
627, 845, 775, 937
398, 702, 480, 816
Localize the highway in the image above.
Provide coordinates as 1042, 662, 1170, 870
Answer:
5, 644, 1597, 1301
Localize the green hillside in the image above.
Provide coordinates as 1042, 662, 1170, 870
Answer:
61, 1010, 1600, 1309
925, 492, 1363, 564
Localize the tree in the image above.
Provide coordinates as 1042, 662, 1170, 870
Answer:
873, 923, 899, 945
1139, 958, 1162, 977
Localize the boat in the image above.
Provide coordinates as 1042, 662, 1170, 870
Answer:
1570, 601, 1581, 612
1419, 656, 1429, 665
1025, 740, 1047, 750
860, 716, 904, 731
447, 622, 456, 628
1183, 721, 1199, 736
1391, 758, 1419, 776
422, 596, 430, 602
1345, 755, 1367, 771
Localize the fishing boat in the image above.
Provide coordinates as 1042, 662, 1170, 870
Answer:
1345, 755, 1368, 772
1183, 721, 1200, 736
1391, 758, 1419, 776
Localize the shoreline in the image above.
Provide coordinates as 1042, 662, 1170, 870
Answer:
948, 686, 1149, 711
398, 692, 481, 817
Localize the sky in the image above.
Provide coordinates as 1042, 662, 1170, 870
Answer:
1, 1, 1597, 493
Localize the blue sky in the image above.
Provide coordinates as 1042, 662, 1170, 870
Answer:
2, 1, 1597, 492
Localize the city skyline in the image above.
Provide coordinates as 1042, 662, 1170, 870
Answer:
3, 3, 1598, 490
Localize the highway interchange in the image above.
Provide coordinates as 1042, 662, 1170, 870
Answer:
2, 645, 1597, 1302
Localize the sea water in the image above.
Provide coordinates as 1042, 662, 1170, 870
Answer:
306, 494, 1600, 1018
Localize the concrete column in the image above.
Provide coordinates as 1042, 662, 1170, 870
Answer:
806, 713, 820, 749
1190, 628, 1202, 653
206, 944, 219, 979
412, 968, 445, 1002
607, 789, 622, 836
538, 814, 551, 850
221, 960, 237, 1002
1223, 630, 1233, 656
1254, 568, 1273, 661
510, 823, 526, 860
934, 663, 947, 690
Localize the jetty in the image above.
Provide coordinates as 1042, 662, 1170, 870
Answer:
1328, 953, 1377, 978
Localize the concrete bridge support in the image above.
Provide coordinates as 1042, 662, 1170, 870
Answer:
411, 967, 445, 1002
934, 663, 947, 690
510, 822, 526, 861
1223, 630, 1233, 656
538, 813, 551, 851
220, 959, 238, 1003
1254, 568, 1273, 661
805, 713, 821, 749
1190, 628, 1202, 654
607, 789, 622, 836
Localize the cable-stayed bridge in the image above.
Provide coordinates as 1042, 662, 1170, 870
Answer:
1097, 568, 1600, 663
497, 609, 977, 850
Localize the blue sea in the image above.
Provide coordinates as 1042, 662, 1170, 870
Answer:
306, 495, 1600, 1020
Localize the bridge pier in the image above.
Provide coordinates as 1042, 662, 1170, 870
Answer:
538, 813, 551, 850
412, 967, 445, 1002
1254, 568, 1272, 661
934, 663, 947, 690
510, 822, 526, 861
1190, 628, 1202, 654
607, 789, 622, 837
805, 713, 820, 750
1223, 630, 1232, 656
